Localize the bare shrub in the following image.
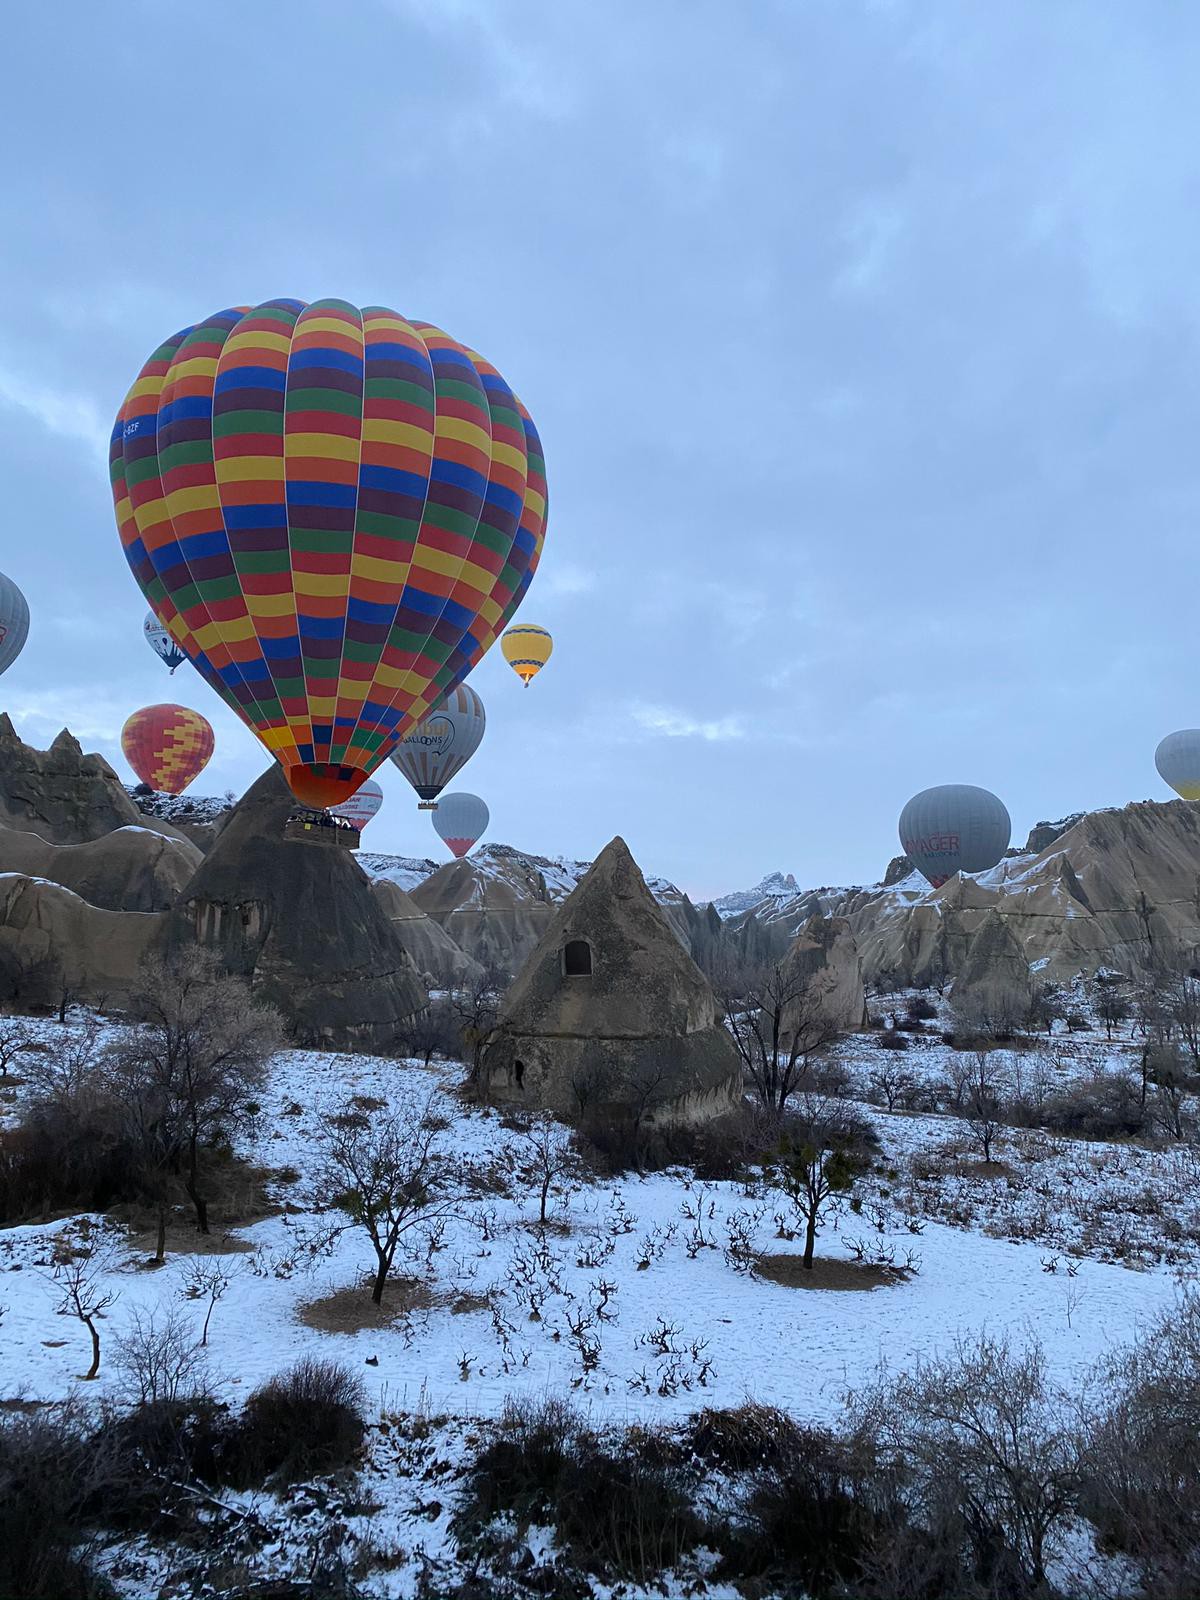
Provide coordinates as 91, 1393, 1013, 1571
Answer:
849, 1332, 1079, 1596
1039, 1071, 1146, 1140
113, 1305, 207, 1405
236, 1357, 366, 1484
0, 1406, 115, 1599
1080, 1291, 1200, 1597
456, 1398, 702, 1583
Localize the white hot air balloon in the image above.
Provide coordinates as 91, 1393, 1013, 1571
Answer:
330, 777, 384, 833
433, 792, 489, 858
1155, 730, 1200, 801
143, 610, 187, 673
390, 685, 486, 808
0, 571, 30, 677
899, 784, 1011, 889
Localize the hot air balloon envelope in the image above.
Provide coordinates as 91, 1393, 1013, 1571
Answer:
433, 792, 489, 858
111, 299, 547, 811
502, 623, 552, 686
0, 571, 30, 677
330, 776, 383, 831
121, 704, 214, 795
390, 685, 486, 804
144, 610, 186, 673
1155, 730, 1200, 800
899, 784, 1011, 889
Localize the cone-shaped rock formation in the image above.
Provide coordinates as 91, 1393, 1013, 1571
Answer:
166, 765, 426, 1049
480, 836, 742, 1124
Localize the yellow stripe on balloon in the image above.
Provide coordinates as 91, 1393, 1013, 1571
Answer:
214, 456, 286, 484
284, 432, 360, 463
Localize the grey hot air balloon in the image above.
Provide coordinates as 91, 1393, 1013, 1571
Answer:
899, 784, 1011, 889
1154, 730, 1200, 800
433, 792, 489, 859
143, 610, 187, 673
0, 571, 30, 677
391, 685, 486, 808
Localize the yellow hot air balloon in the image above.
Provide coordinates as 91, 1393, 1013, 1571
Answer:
502, 624, 553, 687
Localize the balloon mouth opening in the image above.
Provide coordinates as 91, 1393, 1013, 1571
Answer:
284, 764, 369, 810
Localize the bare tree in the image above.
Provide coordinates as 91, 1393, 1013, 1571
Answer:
22, 1019, 104, 1108
515, 1112, 578, 1226
394, 996, 458, 1068
319, 1092, 458, 1304
48, 1224, 121, 1381
102, 949, 282, 1240
868, 1060, 918, 1112
963, 1051, 1006, 1163
1093, 980, 1132, 1040
0, 1016, 30, 1078
451, 965, 506, 1083
764, 1093, 860, 1269
1143, 1044, 1194, 1141
714, 955, 842, 1116
178, 1257, 239, 1347
1150, 971, 1200, 1069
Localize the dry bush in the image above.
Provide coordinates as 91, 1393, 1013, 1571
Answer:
848, 1332, 1079, 1597
0, 1407, 116, 1599
1038, 1071, 1146, 1140
235, 1357, 366, 1484
685, 1402, 804, 1471
1079, 1291, 1200, 1597
456, 1398, 704, 1583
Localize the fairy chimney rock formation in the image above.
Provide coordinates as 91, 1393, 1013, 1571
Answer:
0, 715, 185, 845
166, 764, 426, 1050
480, 836, 743, 1125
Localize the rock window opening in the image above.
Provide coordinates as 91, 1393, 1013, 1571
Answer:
514, 1060, 525, 1087
563, 940, 592, 977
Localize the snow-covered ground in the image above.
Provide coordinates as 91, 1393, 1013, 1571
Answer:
1, 999, 1194, 1596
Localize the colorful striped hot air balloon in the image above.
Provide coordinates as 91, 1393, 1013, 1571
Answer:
110, 299, 547, 811
121, 703, 214, 795
433, 792, 489, 858
390, 684, 486, 806
501, 623, 552, 686
331, 775, 383, 831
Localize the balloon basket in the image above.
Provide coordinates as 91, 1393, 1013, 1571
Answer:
417, 801, 437, 811
283, 809, 361, 850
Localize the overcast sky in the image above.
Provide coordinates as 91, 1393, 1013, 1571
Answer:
2, 1, 1197, 899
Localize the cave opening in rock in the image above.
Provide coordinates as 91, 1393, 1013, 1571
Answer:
563, 939, 592, 976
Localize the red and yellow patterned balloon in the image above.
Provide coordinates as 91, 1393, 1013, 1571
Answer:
121, 703, 215, 795
110, 299, 547, 809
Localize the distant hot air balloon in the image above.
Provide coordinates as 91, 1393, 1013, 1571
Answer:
433, 792, 489, 858
0, 571, 30, 677
390, 685, 486, 807
502, 623, 552, 686
121, 704, 214, 795
331, 776, 383, 831
899, 784, 1011, 889
110, 299, 547, 814
144, 610, 187, 673
1155, 731, 1200, 800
